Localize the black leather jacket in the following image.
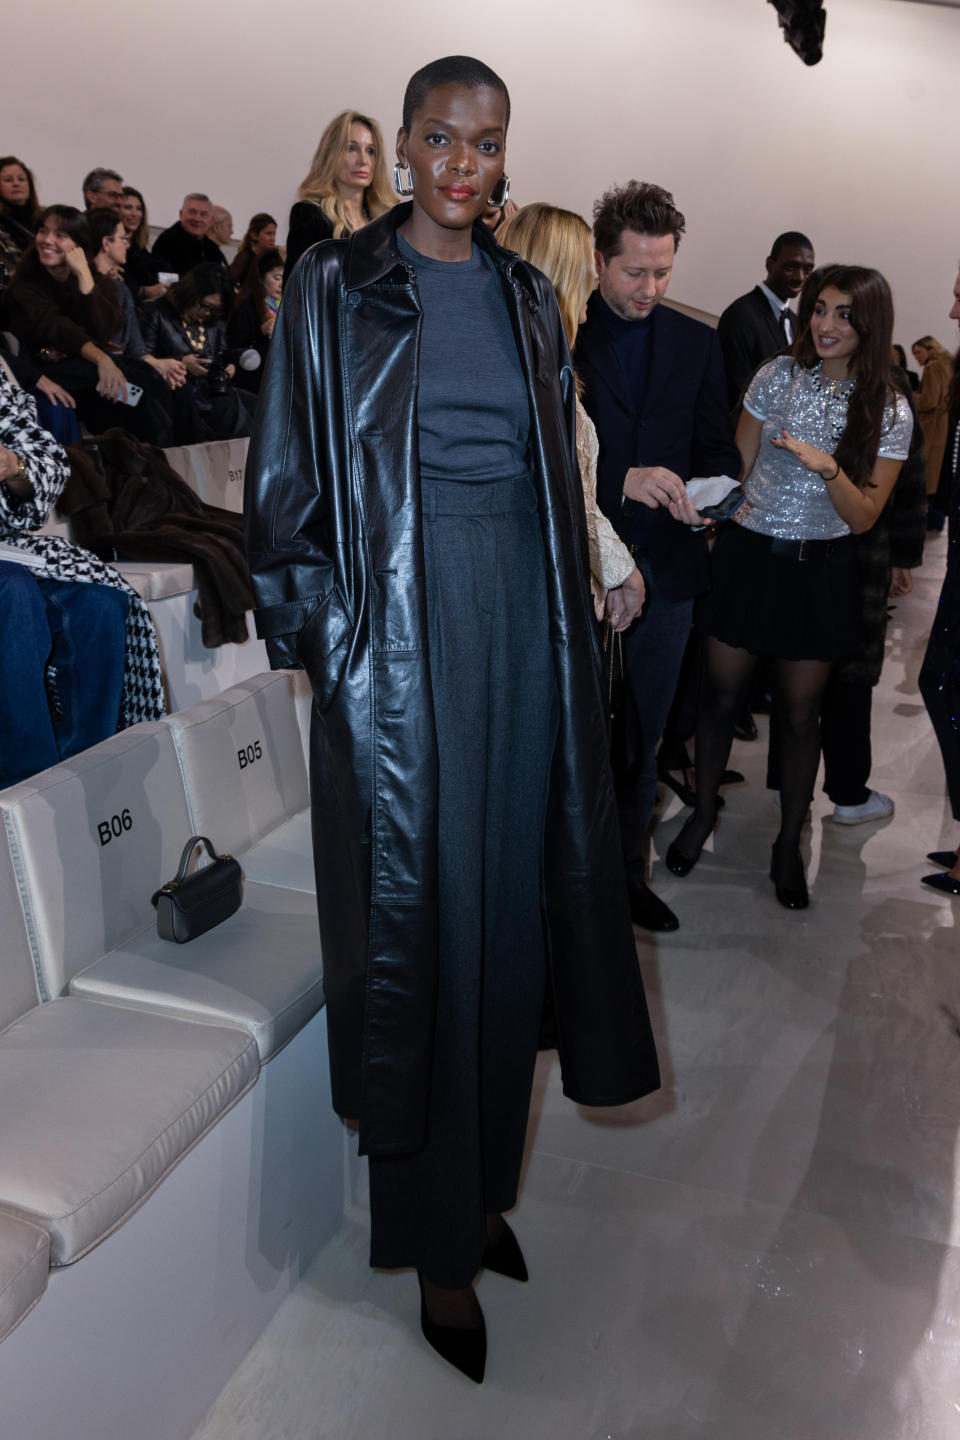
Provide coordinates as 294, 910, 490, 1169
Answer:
245, 205, 659, 1156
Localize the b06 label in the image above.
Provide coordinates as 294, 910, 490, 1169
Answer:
97, 809, 133, 846
238, 740, 263, 770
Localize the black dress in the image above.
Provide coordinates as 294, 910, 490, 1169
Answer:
283, 202, 335, 284
920, 415, 960, 819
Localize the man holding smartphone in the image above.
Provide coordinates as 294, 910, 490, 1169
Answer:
575, 181, 740, 932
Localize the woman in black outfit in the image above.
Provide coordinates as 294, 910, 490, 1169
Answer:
283, 109, 395, 282
141, 264, 253, 441
226, 213, 277, 290
245, 55, 658, 1383
919, 267, 960, 895
225, 247, 282, 393
0, 156, 41, 291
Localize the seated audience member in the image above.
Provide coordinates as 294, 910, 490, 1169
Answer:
85, 207, 188, 445
0, 330, 80, 446
717, 230, 816, 413
227, 212, 278, 289
0, 155, 41, 291
119, 186, 168, 305
0, 369, 164, 788
285, 110, 395, 282
141, 263, 253, 441
893, 343, 919, 392
226, 247, 283, 393
152, 194, 227, 278
82, 167, 124, 211
0, 204, 142, 435
208, 206, 234, 251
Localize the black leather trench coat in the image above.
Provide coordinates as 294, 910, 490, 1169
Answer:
244, 204, 659, 1157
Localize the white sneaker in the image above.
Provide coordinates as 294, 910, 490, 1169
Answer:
832, 790, 894, 825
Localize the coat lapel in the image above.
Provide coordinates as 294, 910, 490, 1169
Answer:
577, 297, 637, 417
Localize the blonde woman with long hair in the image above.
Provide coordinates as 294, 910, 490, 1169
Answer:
498, 203, 644, 630
284, 110, 395, 282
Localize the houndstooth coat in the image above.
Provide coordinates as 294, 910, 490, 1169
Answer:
0, 374, 165, 726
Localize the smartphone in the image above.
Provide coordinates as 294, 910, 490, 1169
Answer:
695, 485, 745, 524
157, 272, 179, 286
97, 381, 143, 407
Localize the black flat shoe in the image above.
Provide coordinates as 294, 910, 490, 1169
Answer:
627, 877, 679, 932
418, 1274, 486, 1383
482, 1220, 528, 1282
665, 815, 715, 877
721, 769, 745, 786
733, 714, 758, 741
770, 843, 808, 910
921, 872, 960, 896
927, 851, 958, 869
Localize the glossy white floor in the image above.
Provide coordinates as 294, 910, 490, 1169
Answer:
191, 531, 959, 1440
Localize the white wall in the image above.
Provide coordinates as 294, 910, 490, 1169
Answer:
5, 0, 959, 349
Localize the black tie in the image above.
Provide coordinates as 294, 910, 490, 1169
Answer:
779, 308, 792, 346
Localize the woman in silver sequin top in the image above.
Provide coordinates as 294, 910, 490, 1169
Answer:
666, 264, 912, 909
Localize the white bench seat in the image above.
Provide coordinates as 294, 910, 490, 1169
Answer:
240, 809, 316, 894
70, 881, 323, 1062
0, 1213, 49, 1344
0, 998, 258, 1266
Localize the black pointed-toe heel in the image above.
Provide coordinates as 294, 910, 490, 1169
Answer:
921, 871, 960, 896
481, 1219, 528, 1282
927, 850, 958, 870
418, 1274, 486, 1383
665, 814, 715, 877
770, 843, 809, 910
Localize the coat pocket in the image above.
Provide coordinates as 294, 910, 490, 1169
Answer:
296, 588, 353, 712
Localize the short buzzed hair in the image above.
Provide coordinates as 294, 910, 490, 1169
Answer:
182, 192, 211, 208
402, 55, 510, 134
593, 181, 686, 263
770, 231, 813, 259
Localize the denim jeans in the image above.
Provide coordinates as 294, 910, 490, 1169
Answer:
615, 558, 694, 868
0, 560, 129, 788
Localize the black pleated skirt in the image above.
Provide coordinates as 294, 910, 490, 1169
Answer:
700, 521, 861, 661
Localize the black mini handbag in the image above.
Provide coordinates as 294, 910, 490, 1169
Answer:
151, 836, 243, 944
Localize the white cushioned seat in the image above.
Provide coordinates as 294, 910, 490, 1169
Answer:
3, 720, 324, 1062
0, 722, 194, 1001
70, 881, 323, 1061
163, 437, 248, 514
0, 998, 258, 1266
0, 1212, 49, 1342
111, 560, 195, 602
240, 809, 315, 894
163, 672, 309, 856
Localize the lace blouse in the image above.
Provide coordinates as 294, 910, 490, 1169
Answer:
576, 397, 636, 618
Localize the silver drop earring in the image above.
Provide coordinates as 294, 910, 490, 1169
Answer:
488, 174, 511, 208
394, 163, 414, 196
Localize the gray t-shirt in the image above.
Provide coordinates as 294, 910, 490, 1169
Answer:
398, 234, 530, 483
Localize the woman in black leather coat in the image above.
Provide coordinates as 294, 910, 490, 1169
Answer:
245, 55, 658, 1382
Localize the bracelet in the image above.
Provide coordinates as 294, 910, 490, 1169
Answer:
822, 460, 840, 482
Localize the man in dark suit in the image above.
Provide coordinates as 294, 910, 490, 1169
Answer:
152, 193, 227, 279
575, 181, 740, 932
717, 231, 815, 413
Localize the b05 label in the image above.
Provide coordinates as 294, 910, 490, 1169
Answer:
238, 740, 263, 770
97, 809, 133, 846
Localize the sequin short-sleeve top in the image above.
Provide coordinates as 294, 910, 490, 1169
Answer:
735, 356, 913, 541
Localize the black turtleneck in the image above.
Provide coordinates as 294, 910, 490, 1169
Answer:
595, 292, 654, 411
